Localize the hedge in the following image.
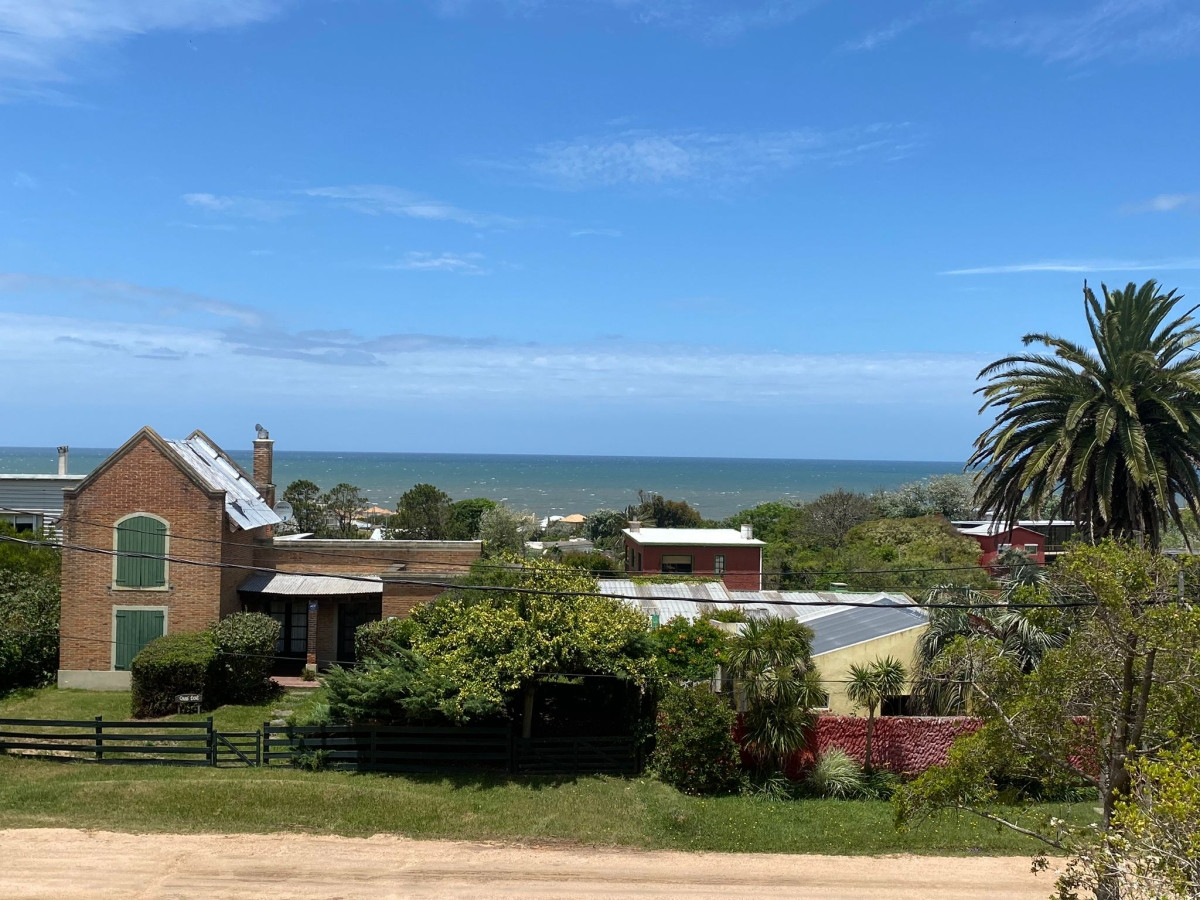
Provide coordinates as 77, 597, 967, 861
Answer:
650, 683, 743, 795
130, 631, 218, 718
0, 571, 60, 693
210, 612, 280, 705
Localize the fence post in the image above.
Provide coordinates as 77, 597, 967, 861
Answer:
94, 715, 103, 762
263, 722, 270, 767
207, 716, 216, 767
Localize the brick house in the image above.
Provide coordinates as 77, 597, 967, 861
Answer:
622, 523, 765, 591
953, 521, 1046, 570
57, 426, 480, 690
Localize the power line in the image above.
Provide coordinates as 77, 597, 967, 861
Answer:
0, 533, 1107, 610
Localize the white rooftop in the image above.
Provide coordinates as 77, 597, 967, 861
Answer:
622, 527, 766, 547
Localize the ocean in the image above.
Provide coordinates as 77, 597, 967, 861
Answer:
0, 448, 964, 521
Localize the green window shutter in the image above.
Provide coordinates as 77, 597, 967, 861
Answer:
114, 608, 165, 670
115, 516, 167, 587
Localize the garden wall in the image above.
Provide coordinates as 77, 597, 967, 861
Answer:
787, 716, 982, 777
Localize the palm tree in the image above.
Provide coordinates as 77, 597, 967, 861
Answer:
726, 617, 824, 774
845, 656, 907, 772
970, 280, 1200, 550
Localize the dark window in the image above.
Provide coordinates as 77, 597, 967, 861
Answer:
661, 554, 693, 574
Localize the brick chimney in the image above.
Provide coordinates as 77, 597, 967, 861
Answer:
253, 424, 275, 507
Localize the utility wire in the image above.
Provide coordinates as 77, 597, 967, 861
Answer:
0, 533, 1109, 610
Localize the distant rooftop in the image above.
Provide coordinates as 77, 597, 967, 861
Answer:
622, 527, 766, 547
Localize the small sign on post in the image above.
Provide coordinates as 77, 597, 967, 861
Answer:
176, 693, 202, 714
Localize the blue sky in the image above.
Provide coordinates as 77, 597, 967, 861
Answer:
2, 0, 1199, 460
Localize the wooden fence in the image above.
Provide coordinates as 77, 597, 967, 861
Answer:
0, 717, 260, 767
263, 724, 644, 775
0, 717, 642, 775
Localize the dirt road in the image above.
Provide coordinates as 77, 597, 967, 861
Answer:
0, 829, 1056, 899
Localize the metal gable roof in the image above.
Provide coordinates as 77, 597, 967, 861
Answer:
166, 434, 281, 531
239, 572, 382, 596
809, 604, 929, 656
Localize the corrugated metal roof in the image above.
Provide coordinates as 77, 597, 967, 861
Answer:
167, 434, 280, 531
239, 572, 382, 596
809, 605, 928, 656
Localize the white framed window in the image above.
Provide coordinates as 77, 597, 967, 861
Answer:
1024, 543, 1038, 554
714, 554, 726, 575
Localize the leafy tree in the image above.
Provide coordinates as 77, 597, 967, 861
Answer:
281, 479, 325, 534
724, 501, 807, 546
446, 497, 497, 541
874, 474, 978, 519
628, 491, 706, 528
845, 655, 907, 772
832, 516, 992, 591
651, 684, 743, 796
0, 569, 59, 692
412, 556, 659, 737
970, 280, 1200, 550
586, 508, 628, 551
804, 490, 879, 547
320, 483, 367, 535
726, 616, 824, 774
553, 550, 622, 576
896, 542, 1200, 899
478, 505, 533, 557
651, 615, 729, 682
393, 483, 452, 539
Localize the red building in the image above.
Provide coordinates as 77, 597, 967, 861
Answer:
622, 523, 765, 591
954, 521, 1047, 570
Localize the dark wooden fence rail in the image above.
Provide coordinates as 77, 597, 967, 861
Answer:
0, 716, 218, 765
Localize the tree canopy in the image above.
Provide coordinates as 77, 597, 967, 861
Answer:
971, 280, 1200, 549
393, 483, 452, 540
281, 479, 325, 534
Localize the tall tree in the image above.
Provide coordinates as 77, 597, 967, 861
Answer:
446, 497, 497, 541
845, 655, 907, 772
321, 483, 367, 535
281, 479, 325, 534
970, 280, 1200, 550
393, 483, 453, 539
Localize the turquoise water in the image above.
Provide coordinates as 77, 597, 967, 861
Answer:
0, 448, 964, 520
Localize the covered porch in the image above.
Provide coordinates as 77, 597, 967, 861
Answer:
238, 572, 383, 674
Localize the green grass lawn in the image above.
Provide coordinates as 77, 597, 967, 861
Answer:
0, 686, 1098, 855
0, 755, 1095, 855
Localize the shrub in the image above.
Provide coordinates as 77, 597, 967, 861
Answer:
131, 631, 218, 718
650, 684, 742, 795
355, 617, 416, 663
210, 612, 281, 705
651, 616, 729, 682
805, 748, 865, 799
0, 570, 60, 693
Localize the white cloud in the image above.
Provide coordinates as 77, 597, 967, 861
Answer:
302, 185, 518, 228
11, 170, 36, 189
0, 272, 263, 326
382, 251, 489, 274
512, 125, 915, 189
182, 192, 294, 221
570, 228, 623, 238
976, 0, 1200, 64
1124, 193, 1200, 214
0, 0, 286, 91
942, 258, 1200, 275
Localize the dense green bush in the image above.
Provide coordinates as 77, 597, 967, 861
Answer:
355, 617, 417, 662
650, 684, 742, 795
804, 748, 865, 799
131, 631, 218, 718
324, 651, 504, 725
210, 612, 281, 705
0, 570, 60, 693
651, 616, 729, 682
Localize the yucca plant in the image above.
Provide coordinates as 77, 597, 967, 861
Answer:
971, 280, 1200, 550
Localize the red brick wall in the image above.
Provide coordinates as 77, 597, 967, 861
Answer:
60, 436, 227, 672
625, 539, 762, 590
258, 541, 481, 577
789, 716, 983, 777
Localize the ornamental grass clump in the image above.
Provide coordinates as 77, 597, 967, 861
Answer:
805, 748, 865, 799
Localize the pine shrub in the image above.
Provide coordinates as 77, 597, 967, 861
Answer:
354, 617, 416, 663
650, 684, 742, 795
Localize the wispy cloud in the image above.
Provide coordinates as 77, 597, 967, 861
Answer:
382, 251, 490, 274
11, 171, 36, 189
182, 192, 294, 221
301, 185, 518, 228
0, 272, 264, 326
570, 228, 623, 238
1124, 192, 1200, 214
942, 258, 1200, 275
0, 1, 287, 95
429, 0, 823, 40
977, 0, 1200, 64
506, 124, 915, 189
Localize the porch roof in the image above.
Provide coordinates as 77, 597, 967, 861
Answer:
239, 572, 383, 596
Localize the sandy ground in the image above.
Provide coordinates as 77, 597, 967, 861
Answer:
0, 829, 1057, 899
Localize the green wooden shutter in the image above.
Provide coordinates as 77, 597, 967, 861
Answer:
114, 609, 165, 670
115, 516, 167, 587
